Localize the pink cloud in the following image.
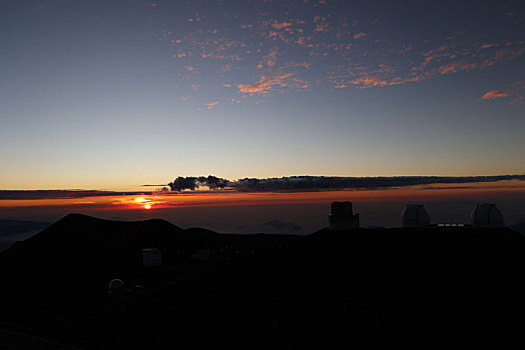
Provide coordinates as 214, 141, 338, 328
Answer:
438, 63, 460, 75
479, 81, 525, 105
480, 90, 509, 100
238, 73, 294, 94
263, 48, 279, 67
205, 101, 219, 109
422, 46, 448, 57
398, 45, 413, 54
479, 43, 498, 49
271, 21, 293, 30
314, 23, 329, 32
158, 5, 525, 105
348, 76, 389, 88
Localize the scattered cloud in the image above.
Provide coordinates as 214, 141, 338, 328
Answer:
348, 76, 390, 88
480, 90, 509, 100
479, 43, 499, 50
205, 101, 219, 109
270, 20, 293, 30
238, 73, 294, 94
479, 81, 525, 104
155, 1, 525, 104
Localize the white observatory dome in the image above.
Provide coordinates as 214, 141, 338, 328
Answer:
108, 279, 125, 294
401, 204, 430, 227
471, 203, 504, 227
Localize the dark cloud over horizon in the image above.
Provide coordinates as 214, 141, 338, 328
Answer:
167, 174, 525, 192
2, 175, 524, 200
0, 190, 153, 200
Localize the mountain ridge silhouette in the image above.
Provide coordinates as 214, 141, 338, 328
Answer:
2, 213, 525, 348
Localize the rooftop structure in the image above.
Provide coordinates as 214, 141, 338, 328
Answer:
142, 248, 162, 267
329, 201, 359, 230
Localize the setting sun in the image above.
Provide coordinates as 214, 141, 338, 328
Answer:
144, 204, 151, 209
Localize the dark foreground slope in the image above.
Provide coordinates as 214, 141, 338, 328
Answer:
1, 214, 525, 348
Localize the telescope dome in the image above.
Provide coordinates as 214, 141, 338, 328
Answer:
401, 204, 430, 227
471, 203, 504, 227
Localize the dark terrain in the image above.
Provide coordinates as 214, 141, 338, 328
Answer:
1, 213, 525, 348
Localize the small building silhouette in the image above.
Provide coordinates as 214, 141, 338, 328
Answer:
401, 204, 430, 227
329, 201, 359, 230
191, 249, 212, 261
142, 248, 162, 267
471, 203, 504, 227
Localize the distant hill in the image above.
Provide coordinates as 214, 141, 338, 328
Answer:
0, 219, 50, 237
508, 222, 525, 236
1, 213, 525, 348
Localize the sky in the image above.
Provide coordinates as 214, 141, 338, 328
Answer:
1, 0, 524, 191
1, 1, 524, 231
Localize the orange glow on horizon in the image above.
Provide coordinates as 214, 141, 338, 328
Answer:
0, 180, 524, 211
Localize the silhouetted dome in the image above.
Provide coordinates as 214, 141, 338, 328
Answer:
401, 204, 430, 227
471, 203, 504, 227
108, 279, 125, 294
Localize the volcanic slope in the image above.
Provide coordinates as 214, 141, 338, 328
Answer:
2, 214, 525, 348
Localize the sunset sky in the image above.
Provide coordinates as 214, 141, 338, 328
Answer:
1, 0, 524, 191
1, 1, 524, 230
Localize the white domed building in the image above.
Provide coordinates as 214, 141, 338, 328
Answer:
471, 203, 504, 227
401, 204, 430, 227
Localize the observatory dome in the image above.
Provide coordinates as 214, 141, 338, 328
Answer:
108, 279, 125, 294
471, 203, 504, 227
401, 204, 430, 227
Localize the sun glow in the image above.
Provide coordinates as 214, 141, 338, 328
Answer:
127, 196, 155, 209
